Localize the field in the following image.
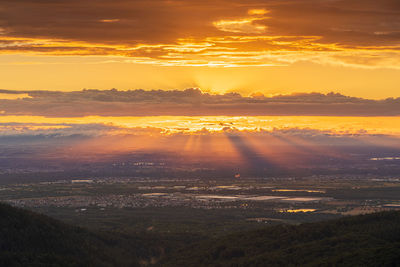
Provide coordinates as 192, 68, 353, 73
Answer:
1, 175, 400, 237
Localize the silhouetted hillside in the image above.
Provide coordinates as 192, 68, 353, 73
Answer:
0, 203, 143, 267
2, 202, 400, 266
160, 211, 400, 266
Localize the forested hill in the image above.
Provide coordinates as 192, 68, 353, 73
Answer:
1, 202, 400, 267
0, 203, 143, 267
160, 211, 400, 267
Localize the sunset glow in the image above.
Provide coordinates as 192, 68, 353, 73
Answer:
0, 1, 400, 167
1, 116, 400, 135
0, 0, 399, 97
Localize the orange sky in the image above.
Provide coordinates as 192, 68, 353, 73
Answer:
1, 115, 400, 136
1, 0, 400, 98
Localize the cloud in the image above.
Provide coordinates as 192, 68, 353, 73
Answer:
0, 92, 31, 100
1, 120, 399, 170
0, 88, 399, 117
0, 120, 396, 149
213, 18, 267, 34
213, 9, 268, 34
0, 122, 122, 137
1, 114, 399, 169
1, 0, 400, 68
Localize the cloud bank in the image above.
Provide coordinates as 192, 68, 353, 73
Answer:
1, 0, 400, 68
0, 88, 399, 117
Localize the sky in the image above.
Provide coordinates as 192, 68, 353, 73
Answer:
1, 0, 400, 98
1, 0, 400, 166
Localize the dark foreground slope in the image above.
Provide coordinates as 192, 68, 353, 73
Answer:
160, 211, 400, 267
0, 203, 144, 267
2, 203, 400, 267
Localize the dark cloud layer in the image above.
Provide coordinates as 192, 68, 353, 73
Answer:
0, 88, 399, 116
1, 0, 400, 68
1, 0, 399, 46
0, 0, 236, 44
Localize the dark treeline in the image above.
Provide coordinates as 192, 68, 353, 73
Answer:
160, 211, 400, 266
1, 203, 400, 266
